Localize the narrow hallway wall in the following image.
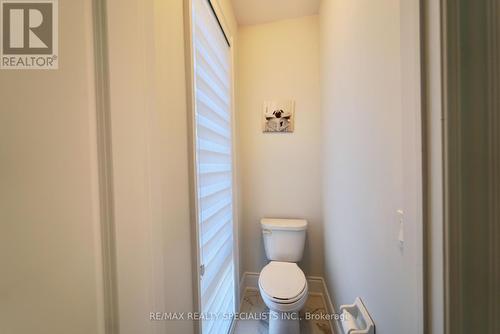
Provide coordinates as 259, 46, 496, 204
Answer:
0, 1, 105, 333
320, 0, 423, 333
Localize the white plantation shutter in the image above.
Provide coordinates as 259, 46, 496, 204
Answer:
192, 0, 235, 333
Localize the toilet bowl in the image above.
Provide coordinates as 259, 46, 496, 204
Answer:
258, 218, 309, 334
259, 261, 308, 334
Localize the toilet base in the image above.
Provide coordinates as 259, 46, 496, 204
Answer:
268, 310, 300, 334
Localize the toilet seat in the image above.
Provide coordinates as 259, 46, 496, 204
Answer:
258, 261, 307, 304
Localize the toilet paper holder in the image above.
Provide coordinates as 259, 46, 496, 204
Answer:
339, 297, 375, 334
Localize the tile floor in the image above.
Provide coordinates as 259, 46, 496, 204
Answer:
234, 288, 334, 334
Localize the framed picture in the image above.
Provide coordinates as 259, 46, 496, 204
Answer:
262, 100, 295, 133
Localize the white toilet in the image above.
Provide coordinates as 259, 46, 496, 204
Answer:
258, 218, 308, 334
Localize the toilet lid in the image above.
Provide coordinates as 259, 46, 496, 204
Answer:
259, 262, 306, 301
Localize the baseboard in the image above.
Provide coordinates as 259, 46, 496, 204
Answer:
239, 272, 343, 334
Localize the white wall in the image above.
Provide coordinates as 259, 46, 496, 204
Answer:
105, 0, 194, 332
106, 0, 238, 333
236, 16, 323, 276
0, 0, 238, 332
0, 1, 105, 334
320, 0, 422, 333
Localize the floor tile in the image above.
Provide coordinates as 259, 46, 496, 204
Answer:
234, 288, 333, 334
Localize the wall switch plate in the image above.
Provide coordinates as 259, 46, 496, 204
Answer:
397, 209, 404, 247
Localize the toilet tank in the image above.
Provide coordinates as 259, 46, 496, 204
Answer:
261, 218, 307, 262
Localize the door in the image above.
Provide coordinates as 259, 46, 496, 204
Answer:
190, 0, 236, 333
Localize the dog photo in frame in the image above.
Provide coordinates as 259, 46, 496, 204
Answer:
262, 100, 295, 133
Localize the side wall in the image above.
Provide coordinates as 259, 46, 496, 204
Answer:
320, 0, 423, 333
106, 0, 237, 333
0, 1, 105, 333
236, 16, 323, 276
0, 0, 238, 333
106, 0, 193, 332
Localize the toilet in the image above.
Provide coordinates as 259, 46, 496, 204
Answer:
258, 218, 308, 334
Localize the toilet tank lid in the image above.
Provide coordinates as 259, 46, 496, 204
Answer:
261, 218, 308, 231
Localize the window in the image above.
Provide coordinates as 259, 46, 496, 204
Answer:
191, 0, 235, 333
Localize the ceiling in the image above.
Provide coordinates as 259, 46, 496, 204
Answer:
231, 0, 320, 26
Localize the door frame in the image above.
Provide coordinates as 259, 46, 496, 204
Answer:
183, 1, 240, 333
440, 0, 500, 332
423, 0, 500, 332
